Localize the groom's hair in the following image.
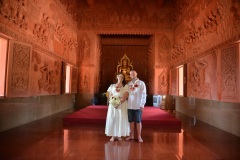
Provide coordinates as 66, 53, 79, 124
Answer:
130, 69, 137, 73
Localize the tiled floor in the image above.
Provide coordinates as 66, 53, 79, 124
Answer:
0, 109, 240, 160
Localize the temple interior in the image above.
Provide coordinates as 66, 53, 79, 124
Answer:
0, 0, 240, 159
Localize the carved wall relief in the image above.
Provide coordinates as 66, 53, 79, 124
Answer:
6, 40, 32, 97
172, 0, 239, 65
50, 3, 78, 64
176, 3, 223, 60
171, 43, 185, 63
231, 0, 240, 28
158, 69, 168, 94
221, 45, 238, 102
184, 24, 204, 46
170, 68, 177, 95
79, 70, 89, 92
187, 53, 218, 100
157, 35, 171, 67
188, 59, 209, 98
0, 0, 78, 65
0, 0, 28, 30
33, 13, 50, 45
79, 34, 90, 64
203, 6, 223, 34
95, 37, 102, 92
31, 50, 62, 95
78, 0, 174, 30
173, 0, 193, 24
55, 0, 78, 24
52, 13, 78, 56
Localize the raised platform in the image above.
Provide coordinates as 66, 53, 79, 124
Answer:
63, 105, 181, 130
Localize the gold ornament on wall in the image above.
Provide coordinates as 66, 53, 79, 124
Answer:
116, 54, 133, 82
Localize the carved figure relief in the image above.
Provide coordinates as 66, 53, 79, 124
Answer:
189, 59, 211, 98
158, 36, 171, 66
39, 63, 60, 94
158, 69, 168, 94
32, 50, 41, 72
170, 68, 177, 95
231, 0, 240, 29
79, 71, 89, 91
79, 35, 90, 62
172, 43, 185, 60
56, 20, 65, 34
221, 46, 237, 99
38, 65, 50, 92
203, 7, 223, 34
184, 24, 204, 45
33, 13, 50, 45
53, 17, 78, 61
31, 50, 61, 95
0, 0, 28, 29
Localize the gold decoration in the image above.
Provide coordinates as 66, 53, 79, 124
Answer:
116, 54, 133, 82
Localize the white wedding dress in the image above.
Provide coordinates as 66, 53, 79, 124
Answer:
105, 84, 130, 137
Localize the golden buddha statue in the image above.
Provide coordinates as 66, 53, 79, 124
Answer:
116, 54, 133, 82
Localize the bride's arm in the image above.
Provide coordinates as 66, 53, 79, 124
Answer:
120, 92, 129, 104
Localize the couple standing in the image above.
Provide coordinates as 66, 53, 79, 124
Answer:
105, 70, 147, 143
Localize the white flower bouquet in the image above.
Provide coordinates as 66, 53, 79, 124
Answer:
109, 96, 121, 107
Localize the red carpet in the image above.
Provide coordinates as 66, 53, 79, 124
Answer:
63, 105, 181, 129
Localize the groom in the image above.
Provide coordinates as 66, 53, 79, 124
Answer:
125, 70, 147, 142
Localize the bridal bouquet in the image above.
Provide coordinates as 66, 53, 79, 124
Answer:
109, 96, 121, 107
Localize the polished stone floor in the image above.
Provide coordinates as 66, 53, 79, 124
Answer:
0, 109, 240, 160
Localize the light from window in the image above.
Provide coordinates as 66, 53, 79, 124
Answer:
0, 37, 8, 97
178, 65, 184, 96
65, 65, 71, 93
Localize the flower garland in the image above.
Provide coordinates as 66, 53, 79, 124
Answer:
115, 84, 123, 92
115, 86, 121, 92
130, 83, 138, 91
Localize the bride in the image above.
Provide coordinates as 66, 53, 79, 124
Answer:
105, 73, 130, 141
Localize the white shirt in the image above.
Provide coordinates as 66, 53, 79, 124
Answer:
127, 79, 147, 109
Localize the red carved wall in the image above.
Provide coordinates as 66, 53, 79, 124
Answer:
172, 0, 240, 103
0, 0, 239, 103
0, 0, 78, 97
